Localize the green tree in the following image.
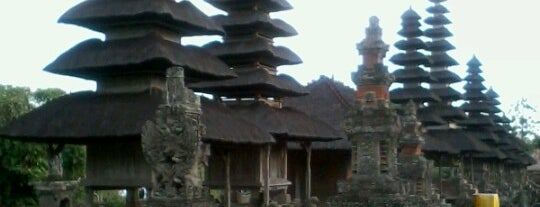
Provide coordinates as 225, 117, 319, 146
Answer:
507, 98, 540, 150
0, 85, 86, 206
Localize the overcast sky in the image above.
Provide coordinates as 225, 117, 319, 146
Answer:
0, 0, 539, 118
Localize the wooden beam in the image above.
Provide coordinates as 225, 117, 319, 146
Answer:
264, 145, 271, 206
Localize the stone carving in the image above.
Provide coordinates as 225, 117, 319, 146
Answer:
141, 67, 208, 203
47, 144, 65, 180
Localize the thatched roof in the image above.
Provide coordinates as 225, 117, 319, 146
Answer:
392, 67, 435, 83
463, 90, 487, 100
461, 102, 494, 113
431, 87, 462, 101
426, 5, 449, 14
201, 99, 274, 144
213, 13, 297, 38
425, 129, 491, 154
417, 108, 447, 126
394, 39, 426, 51
426, 39, 455, 51
427, 53, 459, 67
229, 101, 343, 142
205, 0, 292, 12
390, 87, 440, 103
419, 104, 465, 122
424, 15, 451, 25
189, 69, 308, 98
464, 74, 485, 82
60, 0, 224, 36
283, 76, 355, 150
430, 70, 461, 84
45, 33, 236, 81
0, 90, 274, 145
389, 52, 429, 66
464, 82, 487, 91
423, 133, 459, 155
424, 27, 453, 38
0, 91, 163, 144
204, 37, 302, 67
397, 27, 423, 38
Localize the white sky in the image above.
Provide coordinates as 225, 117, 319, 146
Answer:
0, 0, 539, 118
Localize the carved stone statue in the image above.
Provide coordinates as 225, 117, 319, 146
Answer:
141, 67, 209, 205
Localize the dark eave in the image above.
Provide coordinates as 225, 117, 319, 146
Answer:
204, 38, 302, 67
390, 52, 429, 66
427, 53, 459, 67
213, 14, 297, 38
426, 5, 449, 14
189, 69, 308, 98
426, 40, 455, 51
60, 0, 224, 36
44, 34, 236, 81
424, 15, 451, 26
431, 87, 462, 101
230, 102, 343, 142
390, 87, 441, 103
394, 38, 426, 50
392, 67, 435, 83
430, 70, 461, 84
205, 0, 293, 12
424, 27, 453, 38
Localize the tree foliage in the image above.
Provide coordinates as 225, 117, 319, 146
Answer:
0, 85, 86, 206
507, 98, 540, 150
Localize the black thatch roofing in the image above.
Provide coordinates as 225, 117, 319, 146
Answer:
424, 15, 451, 26
464, 74, 485, 82
394, 39, 426, 50
424, 27, 453, 38
426, 129, 491, 154
398, 27, 423, 37
485, 88, 500, 98
428, 0, 447, 4
473, 147, 507, 160
417, 108, 447, 126
390, 87, 440, 103
461, 102, 493, 113
60, 0, 224, 36
392, 67, 434, 83
401, 8, 422, 20
0, 91, 162, 144
189, 69, 307, 98
430, 70, 461, 83
204, 37, 302, 67
464, 129, 499, 144
459, 115, 496, 127
426, 5, 449, 14
205, 0, 292, 13
230, 102, 343, 142
426, 39, 455, 51
428, 53, 459, 67
423, 133, 459, 155
283, 76, 355, 150
390, 52, 429, 66
431, 87, 462, 101
0, 90, 277, 145
464, 82, 487, 91
45, 33, 236, 81
213, 13, 297, 38
201, 99, 275, 144
463, 90, 487, 100
466, 55, 482, 67
422, 104, 466, 120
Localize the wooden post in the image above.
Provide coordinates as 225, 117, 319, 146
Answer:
304, 142, 312, 204
125, 187, 141, 207
264, 145, 271, 206
470, 155, 474, 184
225, 152, 231, 207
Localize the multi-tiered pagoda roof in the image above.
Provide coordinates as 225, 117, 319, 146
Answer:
190, 0, 308, 99
423, 0, 465, 123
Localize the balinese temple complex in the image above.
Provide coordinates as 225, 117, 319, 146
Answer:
0, 0, 537, 207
